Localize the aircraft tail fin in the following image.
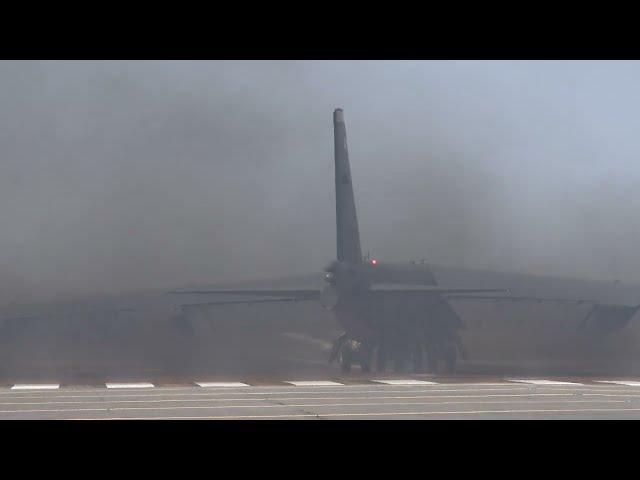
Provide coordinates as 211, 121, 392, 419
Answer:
333, 108, 363, 263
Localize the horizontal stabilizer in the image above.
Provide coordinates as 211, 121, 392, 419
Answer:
167, 289, 321, 300
180, 298, 315, 309
370, 285, 509, 295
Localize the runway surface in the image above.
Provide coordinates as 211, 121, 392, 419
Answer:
3, 376, 640, 419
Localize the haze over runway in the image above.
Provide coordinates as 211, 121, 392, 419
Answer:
3, 61, 640, 392
4, 61, 640, 305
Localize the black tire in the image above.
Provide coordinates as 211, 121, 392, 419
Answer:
360, 348, 372, 373
340, 347, 353, 373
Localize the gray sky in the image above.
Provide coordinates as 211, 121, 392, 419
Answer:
2, 60, 640, 302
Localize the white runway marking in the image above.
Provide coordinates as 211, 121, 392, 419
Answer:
105, 383, 155, 389
597, 380, 640, 387
11, 384, 60, 391
285, 381, 344, 386
3, 378, 634, 394
372, 379, 438, 385
508, 379, 582, 386
195, 382, 250, 388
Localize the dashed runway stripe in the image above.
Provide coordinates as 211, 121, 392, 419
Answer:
195, 382, 250, 388
597, 380, 640, 387
285, 381, 344, 386
11, 384, 60, 391
508, 379, 583, 386
372, 379, 438, 386
105, 383, 155, 389
5, 378, 637, 391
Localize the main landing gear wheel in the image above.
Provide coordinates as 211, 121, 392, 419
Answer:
340, 347, 353, 373
360, 348, 372, 373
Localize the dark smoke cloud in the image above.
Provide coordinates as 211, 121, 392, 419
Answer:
1, 60, 640, 303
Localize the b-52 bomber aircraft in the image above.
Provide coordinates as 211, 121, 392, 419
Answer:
171, 109, 640, 374
170, 109, 517, 373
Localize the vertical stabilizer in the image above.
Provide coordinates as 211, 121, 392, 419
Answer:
333, 108, 362, 263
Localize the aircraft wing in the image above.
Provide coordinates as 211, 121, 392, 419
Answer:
170, 286, 506, 297
167, 289, 321, 307
168, 288, 320, 297
369, 285, 509, 295
179, 298, 316, 309
444, 293, 640, 328
442, 294, 594, 304
168, 286, 506, 307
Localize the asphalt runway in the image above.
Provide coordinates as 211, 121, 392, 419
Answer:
3, 376, 640, 419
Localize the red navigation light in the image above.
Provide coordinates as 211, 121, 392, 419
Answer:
371, 259, 378, 265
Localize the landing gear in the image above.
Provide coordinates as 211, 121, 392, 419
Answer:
329, 333, 348, 365
331, 333, 463, 375
333, 337, 373, 373
360, 346, 372, 373
375, 342, 423, 374
425, 342, 458, 374
339, 347, 353, 373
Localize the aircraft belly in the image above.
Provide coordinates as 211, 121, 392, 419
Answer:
332, 293, 451, 344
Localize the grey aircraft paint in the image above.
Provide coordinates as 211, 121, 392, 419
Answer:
334, 108, 362, 264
